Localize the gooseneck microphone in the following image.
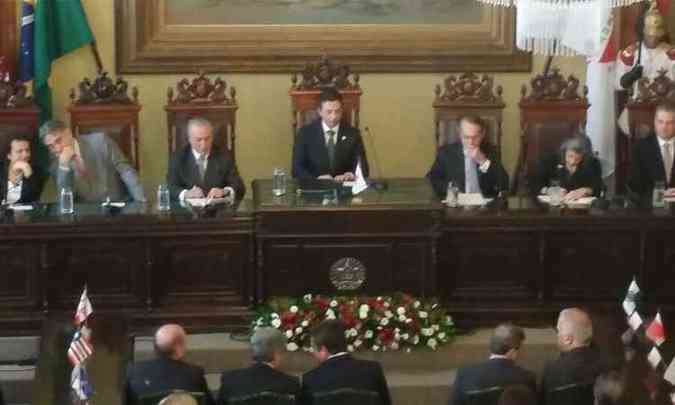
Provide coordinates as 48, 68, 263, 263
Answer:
363, 126, 387, 191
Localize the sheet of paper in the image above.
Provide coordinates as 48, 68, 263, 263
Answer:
458, 193, 492, 206
537, 195, 596, 206
8, 204, 34, 211
351, 161, 368, 195
101, 201, 126, 208
186, 197, 228, 207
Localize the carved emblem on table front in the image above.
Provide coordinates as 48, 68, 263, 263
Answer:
329, 257, 366, 291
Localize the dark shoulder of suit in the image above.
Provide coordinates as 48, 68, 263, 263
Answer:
544, 347, 607, 387
458, 359, 534, 389
128, 358, 204, 391
220, 363, 299, 396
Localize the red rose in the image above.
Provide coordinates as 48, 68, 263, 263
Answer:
378, 329, 394, 345
281, 311, 297, 328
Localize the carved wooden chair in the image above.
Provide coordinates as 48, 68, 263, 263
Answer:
289, 55, 362, 135
514, 68, 590, 194
165, 71, 238, 160
0, 80, 40, 159
615, 71, 675, 192
433, 72, 505, 159
67, 71, 142, 170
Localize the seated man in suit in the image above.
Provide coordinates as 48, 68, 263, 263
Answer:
167, 117, 245, 202
427, 116, 509, 198
540, 308, 609, 405
39, 120, 145, 202
217, 327, 300, 405
292, 88, 369, 182
449, 323, 536, 405
628, 101, 675, 200
126, 324, 215, 405
1, 135, 46, 204
300, 319, 391, 405
529, 137, 604, 201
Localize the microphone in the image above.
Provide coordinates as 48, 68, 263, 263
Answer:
363, 126, 387, 191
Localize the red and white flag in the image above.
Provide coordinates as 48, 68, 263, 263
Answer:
74, 286, 93, 325
648, 346, 663, 369
67, 326, 93, 366
646, 311, 666, 346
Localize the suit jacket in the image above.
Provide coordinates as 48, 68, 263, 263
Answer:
0, 159, 46, 204
529, 152, 604, 197
216, 362, 300, 405
300, 354, 391, 405
292, 120, 369, 179
51, 133, 145, 203
628, 133, 675, 197
167, 145, 245, 201
449, 358, 536, 405
125, 357, 215, 405
540, 346, 608, 405
426, 142, 509, 198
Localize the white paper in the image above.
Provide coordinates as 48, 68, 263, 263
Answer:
537, 195, 596, 206
101, 201, 126, 208
186, 197, 228, 207
351, 161, 368, 195
622, 299, 636, 317
628, 311, 643, 331
648, 346, 662, 369
8, 204, 34, 211
458, 193, 492, 207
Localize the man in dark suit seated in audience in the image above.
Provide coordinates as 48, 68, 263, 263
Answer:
217, 327, 300, 405
540, 308, 608, 405
167, 117, 245, 202
628, 101, 675, 201
300, 319, 391, 405
449, 323, 536, 405
125, 324, 215, 405
427, 116, 509, 198
1, 135, 46, 204
292, 88, 369, 182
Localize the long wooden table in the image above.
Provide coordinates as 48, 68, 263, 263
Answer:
1, 179, 673, 334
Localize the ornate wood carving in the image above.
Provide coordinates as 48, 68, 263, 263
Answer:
167, 71, 236, 106
0, 80, 32, 108
434, 72, 504, 104
520, 68, 588, 102
70, 71, 138, 105
633, 70, 675, 103
291, 55, 360, 91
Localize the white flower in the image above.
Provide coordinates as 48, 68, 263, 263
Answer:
391, 342, 399, 351
405, 318, 413, 324
432, 324, 440, 331
401, 333, 409, 340
395, 333, 401, 341
295, 327, 303, 335
271, 313, 280, 319
365, 330, 374, 339
347, 344, 355, 352
302, 320, 309, 327
383, 301, 391, 308
413, 301, 421, 308
372, 344, 380, 351
427, 338, 438, 350
438, 332, 446, 340
406, 348, 412, 353
287, 342, 299, 352
325, 309, 336, 319
380, 318, 389, 326
422, 328, 433, 337
384, 310, 393, 319
354, 339, 363, 347
398, 315, 406, 322
290, 305, 299, 313
419, 311, 428, 319
271, 318, 282, 328
285, 330, 293, 339
359, 304, 369, 320
412, 335, 420, 344
256, 318, 264, 326
349, 328, 358, 337
445, 315, 454, 326
330, 300, 338, 308
303, 294, 312, 303
397, 307, 406, 316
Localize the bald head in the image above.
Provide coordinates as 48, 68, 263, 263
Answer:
158, 392, 198, 405
154, 324, 187, 360
556, 308, 593, 351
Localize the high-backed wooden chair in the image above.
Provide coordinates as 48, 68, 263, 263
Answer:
433, 72, 505, 159
615, 71, 675, 192
165, 72, 238, 160
68, 72, 141, 170
289, 55, 361, 135
514, 68, 590, 194
0, 80, 39, 157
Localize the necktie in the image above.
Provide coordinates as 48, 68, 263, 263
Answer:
664, 142, 673, 185
197, 154, 206, 181
326, 130, 336, 172
465, 154, 481, 193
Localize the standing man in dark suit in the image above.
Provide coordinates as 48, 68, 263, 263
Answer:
300, 319, 391, 405
1, 135, 46, 204
449, 324, 536, 405
167, 117, 245, 202
292, 88, 369, 182
217, 328, 300, 405
628, 102, 675, 199
125, 324, 215, 405
540, 308, 608, 405
427, 116, 509, 198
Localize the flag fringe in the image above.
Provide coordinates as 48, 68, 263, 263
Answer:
477, 0, 645, 8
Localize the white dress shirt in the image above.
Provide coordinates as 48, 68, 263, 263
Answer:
462, 149, 491, 193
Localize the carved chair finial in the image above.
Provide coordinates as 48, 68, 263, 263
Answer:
290, 55, 360, 91
434, 72, 504, 105
0, 81, 32, 108
71, 71, 137, 105
167, 71, 235, 105
521, 68, 587, 102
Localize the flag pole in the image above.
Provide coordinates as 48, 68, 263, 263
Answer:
90, 40, 103, 74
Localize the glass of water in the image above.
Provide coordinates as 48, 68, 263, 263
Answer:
653, 180, 666, 208
60, 187, 74, 214
157, 184, 171, 211
547, 180, 564, 207
446, 181, 459, 207
272, 168, 287, 196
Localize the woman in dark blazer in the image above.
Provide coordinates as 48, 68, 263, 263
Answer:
530, 137, 604, 201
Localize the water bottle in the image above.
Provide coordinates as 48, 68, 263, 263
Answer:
446, 181, 458, 207
157, 184, 171, 211
272, 168, 287, 196
60, 187, 74, 214
653, 180, 666, 208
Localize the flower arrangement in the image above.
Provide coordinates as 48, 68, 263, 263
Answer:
253, 293, 455, 353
